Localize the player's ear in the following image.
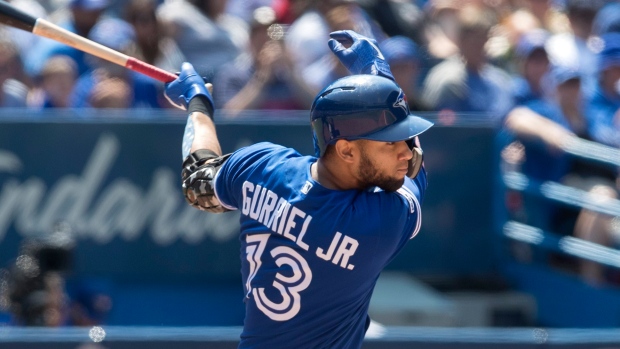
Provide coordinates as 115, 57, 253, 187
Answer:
334, 139, 355, 163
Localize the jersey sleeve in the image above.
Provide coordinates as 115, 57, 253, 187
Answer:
213, 142, 295, 210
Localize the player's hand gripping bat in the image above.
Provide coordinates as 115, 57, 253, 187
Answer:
0, 0, 177, 82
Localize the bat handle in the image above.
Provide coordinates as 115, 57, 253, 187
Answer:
126, 57, 177, 83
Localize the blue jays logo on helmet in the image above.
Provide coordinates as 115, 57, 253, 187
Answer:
392, 89, 408, 114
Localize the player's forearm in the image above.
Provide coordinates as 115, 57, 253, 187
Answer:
181, 95, 222, 158
189, 111, 221, 155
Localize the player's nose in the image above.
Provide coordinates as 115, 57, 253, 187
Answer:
398, 141, 413, 161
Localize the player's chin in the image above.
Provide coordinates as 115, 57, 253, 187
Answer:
378, 177, 405, 192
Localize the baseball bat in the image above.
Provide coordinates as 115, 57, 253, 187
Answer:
0, 0, 177, 82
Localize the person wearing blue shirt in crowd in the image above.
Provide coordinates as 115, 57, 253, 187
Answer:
214, 6, 314, 116
585, 32, 620, 148
567, 32, 620, 284
503, 65, 583, 233
0, 35, 28, 107
546, 0, 603, 97
27, 55, 77, 109
504, 61, 620, 284
421, 4, 513, 121
69, 18, 162, 109
512, 29, 551, 106
164, 30, 433, 348
24, 0, 109, 79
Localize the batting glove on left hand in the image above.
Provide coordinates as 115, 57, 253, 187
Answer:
165, 62, 214, 111
328, 30, 394, 81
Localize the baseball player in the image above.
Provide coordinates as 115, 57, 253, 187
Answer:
164, 30, 433, 348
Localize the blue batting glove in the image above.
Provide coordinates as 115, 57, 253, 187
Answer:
164, 62, 214, 111
328, 30, 394, 81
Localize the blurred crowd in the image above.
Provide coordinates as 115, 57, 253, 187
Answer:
0, 0, 614, 121
1, 0, 620, 327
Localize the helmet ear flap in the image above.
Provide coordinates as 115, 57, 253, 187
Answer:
312, 132, 322, 157
407, 147, 424, 179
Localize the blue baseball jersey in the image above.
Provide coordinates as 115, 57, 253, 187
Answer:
213, 142, 427, 349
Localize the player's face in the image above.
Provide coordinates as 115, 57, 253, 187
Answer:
356, 140, 413, 192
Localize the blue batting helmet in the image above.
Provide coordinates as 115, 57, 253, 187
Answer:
310, 75, 433, 157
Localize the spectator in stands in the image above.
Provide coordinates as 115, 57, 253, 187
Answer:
422, 0, 460, 61
421, 4, 513, 120
88, 78, 132, 109
507, 0, 568, 35
123, 0, 185, 75
503, 66, 584, 232
214, 6, 314, 116
24, 0, 110, 78
512, 29, 551, 105
69, 18, 163, 109
0, 26, 32, 89
585, 32, 620, 148
546, 0, 604, 95
379, 35, 426, 111
566, 32, 620, 285
0, 36, 28, 108
156, 0, 248, 80
504, 62, 620, 285
301, 2, 379, 94
285, 0, 382, 79
27, 55, 78, 109
358, 0, 425, 45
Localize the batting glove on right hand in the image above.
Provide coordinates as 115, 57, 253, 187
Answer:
328, 30, 394, 81
165, 62, 214, 111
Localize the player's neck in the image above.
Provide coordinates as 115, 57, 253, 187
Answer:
312, 160, 357, 191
